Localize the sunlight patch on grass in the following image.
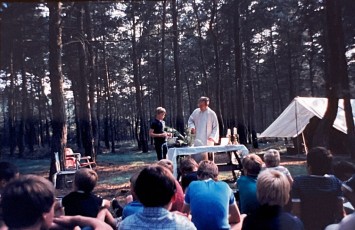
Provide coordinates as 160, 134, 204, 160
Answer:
98, 171, 133, 185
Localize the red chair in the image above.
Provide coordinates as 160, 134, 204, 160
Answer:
64, 148, 96, 170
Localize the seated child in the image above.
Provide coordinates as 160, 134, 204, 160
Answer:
263, 149, 293, 184
121, 172, 144, 219
182, 160, 242, 230
0, 161, 19, 230
179, 157, 198, 192
1, 174, 56, 230
242, 169, 304, 230
237, 153, 263, 215
292, 147, 343, 230
61, 168, 110, 217
157, 159, 184, 212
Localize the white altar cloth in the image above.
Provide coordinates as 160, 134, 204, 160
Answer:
167, 145, 249, 177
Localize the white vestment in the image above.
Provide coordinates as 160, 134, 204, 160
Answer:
188, 107, 219, 146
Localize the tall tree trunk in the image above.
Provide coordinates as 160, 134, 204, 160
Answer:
269, 27, 283, 113
209, 0, 224, 137
76, 3, 95, 160
84, 2, 99, 156
192, 0, 209, 96
172, 0, 185, 134
312, 0, 344, 149
233, 0, 247, 145
325, 0, 355, 157
287, 30, 295, 102
102, 43, 111, 150
131, 5, 148, 152
244, 7, 258, 148
48, 2, 67, 180
8, 48, 16, 155
160, 0, 166, 107
19, 43, 28, 157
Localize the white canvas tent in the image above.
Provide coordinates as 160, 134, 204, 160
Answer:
259, 97, 355, 138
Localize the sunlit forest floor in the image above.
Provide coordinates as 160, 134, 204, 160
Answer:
1, 140, 351, 209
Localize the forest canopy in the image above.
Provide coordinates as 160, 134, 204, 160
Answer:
0, 0, 354, 158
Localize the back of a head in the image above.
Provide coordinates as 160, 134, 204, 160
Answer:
197, 160, 218, 180
263, 149, 280, 167
0, 161, 19, 183
307, 147, 333, 175
157, 159, 174, 174
257, 169, 290, 207
179, 157, 198, 174
74, 168, 98, 193
242, 154, 263, 177
2, 174, 55, 229
134, 165, 176, 207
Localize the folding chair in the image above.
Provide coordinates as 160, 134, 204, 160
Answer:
53, 152, 77, 189
64, 148, 96, 170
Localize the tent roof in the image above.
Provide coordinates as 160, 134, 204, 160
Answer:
259, 97, 355, 138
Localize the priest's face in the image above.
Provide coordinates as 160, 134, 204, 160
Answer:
198, 101, 208, 111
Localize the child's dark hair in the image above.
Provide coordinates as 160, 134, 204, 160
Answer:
179, 157, 198, 175
242, 154, 263, 177
2, 175, 55, 229
197, 160, 219, 180
135, 165, 176, 207
0, 161, 19, 182
307, 147, 333, 176
74, 168, 98, 193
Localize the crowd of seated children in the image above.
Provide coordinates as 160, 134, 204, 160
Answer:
119, 165, 196, 230
179, 157, 199, 192
291, 147, 344, 230
236, 153, 263, 215
157, 159, 184, 212
1, 173, 112, 230
6, 144, 354, 230
242, 169, 304, 230
263, 149, 293, 184
0, 161, 19, 230
182, 160, 243, 230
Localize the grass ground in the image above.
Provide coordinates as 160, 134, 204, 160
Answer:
0, 143, 309, 206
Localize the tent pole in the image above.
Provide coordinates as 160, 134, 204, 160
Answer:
302, 132, 308, 154
295, 99, 300, 156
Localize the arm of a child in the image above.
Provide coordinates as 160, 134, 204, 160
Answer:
52, 215, 113, 230
228, 203, 241, 224
97, 208, 117, 229
102, 199, 111, 209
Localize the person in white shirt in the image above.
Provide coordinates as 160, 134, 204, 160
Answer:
188, 96, 219, 162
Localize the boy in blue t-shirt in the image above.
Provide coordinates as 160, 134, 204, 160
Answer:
182, 160, 242, 230
237, 153, 263, 215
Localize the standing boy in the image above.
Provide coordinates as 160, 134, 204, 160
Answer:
149, 107, 170, 160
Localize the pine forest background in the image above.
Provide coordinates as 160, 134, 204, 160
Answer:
0, 1, 354, 169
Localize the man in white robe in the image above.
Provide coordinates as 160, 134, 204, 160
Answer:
188, 96, 219, 162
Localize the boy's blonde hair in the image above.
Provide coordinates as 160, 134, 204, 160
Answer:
257, 169, 290, 206
155, 107, 166, 115
74, 168, 98, 193
157, 159, 174, 174
263, 149, 281, 167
